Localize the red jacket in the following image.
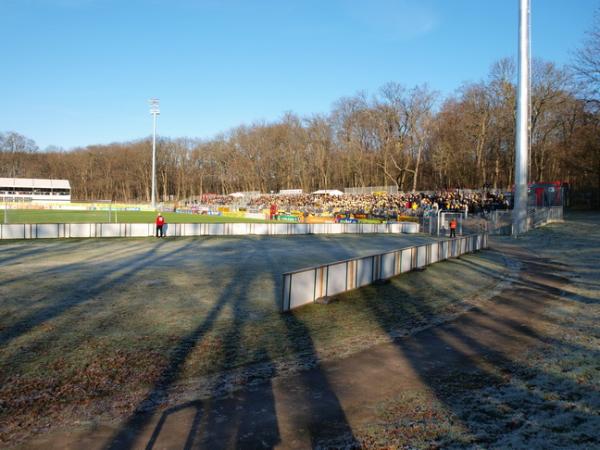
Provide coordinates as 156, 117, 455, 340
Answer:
156, 216, 165, 226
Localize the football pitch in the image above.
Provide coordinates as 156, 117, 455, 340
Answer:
0, 209, 271, 224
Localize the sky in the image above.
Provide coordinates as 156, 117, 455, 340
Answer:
1, 0, 598, 150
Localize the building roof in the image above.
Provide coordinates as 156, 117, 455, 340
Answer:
0, 178, 71, 189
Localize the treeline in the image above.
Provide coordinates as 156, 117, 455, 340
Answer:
1, 58, 599, 202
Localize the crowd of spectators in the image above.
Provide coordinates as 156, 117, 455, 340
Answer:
247, 191, 510, 218
183, 190, 510, 218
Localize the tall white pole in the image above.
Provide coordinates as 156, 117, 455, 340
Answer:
150, 98, 160, 210
513, 0, 530, 236
151, 112, 157, 209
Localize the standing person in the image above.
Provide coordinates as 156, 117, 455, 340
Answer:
449, 218, 457, 238
156, 213, 166, 238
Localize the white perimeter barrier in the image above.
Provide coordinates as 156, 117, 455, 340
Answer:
281, 233, 488, 311
0, 221, 419, 240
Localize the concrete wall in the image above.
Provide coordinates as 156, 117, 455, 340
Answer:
0, 221, 419, 240
281, 233, 488, 311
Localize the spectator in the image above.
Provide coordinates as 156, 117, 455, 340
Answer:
156, 213, 166, 238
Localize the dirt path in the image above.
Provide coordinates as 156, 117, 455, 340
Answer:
19, 220, 599, 449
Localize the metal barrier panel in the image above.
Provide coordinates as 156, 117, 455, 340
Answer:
328, 224, 343, 234
203, 223, 223, 235
345, 224, 361, 234
251, 223, 268, 235
315, 267, 327, 299
381, 252, 396, 279
273, 224, 292, 235
400, 248, 413, 273
326, 262, 348, 296
293, 224, 310, 234
183, 223, 201, 236
402, 222, 419, 233
35, 224, 59, 239
311, 224, 326, 234
281, 233, 488, 311
100, 224, 120, 237
416, 245, 427, 268
1, 224, 26, 239
356, 257, 374, 287
230, 223, 250, 235
355, 224, 369, 234
282, 274, 292, 311
69, 223, 93, 238
389, 223, 401, 233
129, 223, 150, 237
429, 242, 439, 263
288, 270, 317, 309
439, 241, 448, 260
374, 224, 387, 234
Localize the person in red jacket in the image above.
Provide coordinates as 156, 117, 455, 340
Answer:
156, 213, 166, 237
449, 218, 457, 238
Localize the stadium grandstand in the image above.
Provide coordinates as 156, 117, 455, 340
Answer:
0, 178, 71, 203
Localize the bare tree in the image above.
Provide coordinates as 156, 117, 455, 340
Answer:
0, 131, 38, 178
572, 9, 600, 104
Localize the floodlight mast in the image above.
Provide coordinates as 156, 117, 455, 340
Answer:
513, 0, 530, 236
149, 98, 160, 209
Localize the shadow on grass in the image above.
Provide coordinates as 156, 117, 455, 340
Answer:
104, 236, 356, 449
0, 239, 101, 266
349, 247, 600, 448
0, 239, 174, 347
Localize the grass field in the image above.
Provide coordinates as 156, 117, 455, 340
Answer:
0, 209, 395, 224
0, 232, 509, 446
0, 209, 273, 224
2, 215, 598, 448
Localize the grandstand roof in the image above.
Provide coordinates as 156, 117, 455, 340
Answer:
0, 178, 71, 189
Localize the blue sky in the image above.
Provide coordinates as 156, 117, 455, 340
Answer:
1, 0, 598, 149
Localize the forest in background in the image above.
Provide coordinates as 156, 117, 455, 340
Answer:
1, 14, 599, 204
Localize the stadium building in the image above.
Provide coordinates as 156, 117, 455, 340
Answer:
0, 177, 71, 203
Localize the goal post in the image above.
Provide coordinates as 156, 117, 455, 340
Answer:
87, 200, 115, 223
438, 211, 464, 237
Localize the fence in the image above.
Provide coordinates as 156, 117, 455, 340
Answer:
421, 210, 466, 236
0, 221, 420, 240
528, 206, 563, 228
281, 233, 488, 311
438, 206, 564, 236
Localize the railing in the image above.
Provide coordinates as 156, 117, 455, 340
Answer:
445, 206, 564, 236
528, 206, 563, 228
281, 233, 488, 311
